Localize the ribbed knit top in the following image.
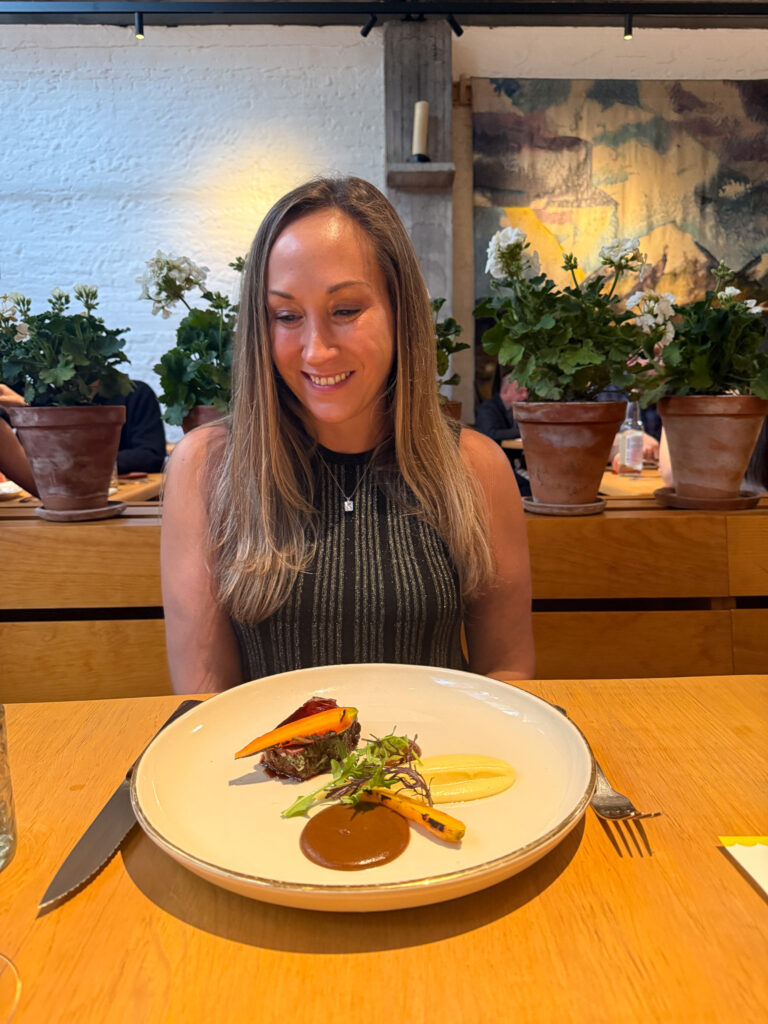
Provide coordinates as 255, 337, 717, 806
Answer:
232, 446, 465, 679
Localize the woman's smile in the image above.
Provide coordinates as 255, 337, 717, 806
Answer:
304, 370, 354, 388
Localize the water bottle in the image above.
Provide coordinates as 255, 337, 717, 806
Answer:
617, 401, 644, 477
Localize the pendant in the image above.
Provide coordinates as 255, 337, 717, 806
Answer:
344, 499, 354, 513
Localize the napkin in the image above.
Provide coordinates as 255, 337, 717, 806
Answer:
719, 836, 768, 896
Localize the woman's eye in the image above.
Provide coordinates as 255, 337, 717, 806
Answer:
273, 312, 300, 324
334, 308, 360, 318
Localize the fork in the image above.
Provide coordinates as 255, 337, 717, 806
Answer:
590, 759, 662, 821
552, 705, 661, 821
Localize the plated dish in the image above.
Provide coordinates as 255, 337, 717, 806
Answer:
0, 480, 23, 500
131, 664, 595, 911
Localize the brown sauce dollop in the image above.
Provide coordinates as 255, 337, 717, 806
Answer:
300, 802, 409, 871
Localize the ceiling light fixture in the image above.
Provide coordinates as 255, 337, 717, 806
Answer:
134, 11, 144, 39
446, 15, 463, 37
624, 14, 633, 40
360, 14, 377, 37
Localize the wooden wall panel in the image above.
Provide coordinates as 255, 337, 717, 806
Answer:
732, 610, 768, 673
727, 515, 768, 596
0, 619, 172, 702
533, 610, 733, 679
0, 520, 162, 609
527, 513, 729, 600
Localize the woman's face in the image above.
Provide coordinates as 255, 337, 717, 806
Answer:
267, 208, 395, 452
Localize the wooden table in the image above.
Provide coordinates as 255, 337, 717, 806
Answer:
598, 467, 664, 498
1, 675, 766, 1022
0, 473, 163, 508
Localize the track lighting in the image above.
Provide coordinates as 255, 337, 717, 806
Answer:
134, 12, 144, 39
446, 15, 463, 38
624, 14, 633, 40
360, 14, 377, 38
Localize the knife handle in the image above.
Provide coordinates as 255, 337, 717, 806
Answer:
125, 698, 202, 780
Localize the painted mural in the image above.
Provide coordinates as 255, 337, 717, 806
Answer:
472, 78, 768, 391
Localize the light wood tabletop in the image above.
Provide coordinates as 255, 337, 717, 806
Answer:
0, 472, 163, 508
598, 467, 664, 498
1, 675, 766, 1023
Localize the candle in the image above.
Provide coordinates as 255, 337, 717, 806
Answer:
411, 100, 429, 157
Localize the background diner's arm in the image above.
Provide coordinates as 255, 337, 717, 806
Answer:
461, 429, 536, 681
161, 426, 244, 693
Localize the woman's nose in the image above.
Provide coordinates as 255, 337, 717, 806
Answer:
302, 320, 338, 363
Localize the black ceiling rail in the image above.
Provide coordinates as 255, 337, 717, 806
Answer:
1, 2, 768, 27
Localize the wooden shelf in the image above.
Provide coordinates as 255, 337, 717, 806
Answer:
386, 162, 455, 191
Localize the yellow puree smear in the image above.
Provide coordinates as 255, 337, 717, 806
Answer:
415, 754, 516, 804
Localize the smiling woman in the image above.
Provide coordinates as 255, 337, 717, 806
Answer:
160, 176, 535, 693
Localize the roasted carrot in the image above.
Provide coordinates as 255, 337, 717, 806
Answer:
362, 787, 466, 843
234, 706, 358, 760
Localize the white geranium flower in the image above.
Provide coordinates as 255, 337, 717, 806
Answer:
744, 298, 766, 314
14, 322, 29, 342
599, 237, 644, 271
485, 227, 527, 278
717, 286, 741, 302
485, 226, 541, 283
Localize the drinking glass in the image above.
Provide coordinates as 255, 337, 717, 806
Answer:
0, 954, 21, 1023
0, 705, 16, 872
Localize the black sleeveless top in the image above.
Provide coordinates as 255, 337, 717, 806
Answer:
232, 446, 465, 679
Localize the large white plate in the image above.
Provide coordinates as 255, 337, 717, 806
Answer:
131, 664, 595, 912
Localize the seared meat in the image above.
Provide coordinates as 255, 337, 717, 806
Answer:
263, 697, 361, 781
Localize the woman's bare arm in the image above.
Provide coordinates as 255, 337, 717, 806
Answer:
161, 426, 245, 693
0, 417, 38, 496
461, 429, 536, 681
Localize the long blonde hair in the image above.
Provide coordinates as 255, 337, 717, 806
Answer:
208, 176, 493, 623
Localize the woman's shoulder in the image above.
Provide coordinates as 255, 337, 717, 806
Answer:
167, 423, 228, 479
459, 425, 513, 476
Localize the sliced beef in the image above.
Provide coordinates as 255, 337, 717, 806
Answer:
262, 697, 361, 781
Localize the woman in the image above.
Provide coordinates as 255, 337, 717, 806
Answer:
162, 177, 535, 693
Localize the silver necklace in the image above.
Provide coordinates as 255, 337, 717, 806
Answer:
317, 452, 372, 513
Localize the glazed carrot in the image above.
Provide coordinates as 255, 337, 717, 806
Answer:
234, 706, 358, 760
362, 787, 466, 843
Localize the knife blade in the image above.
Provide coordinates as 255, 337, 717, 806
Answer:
39, 698, 202, 910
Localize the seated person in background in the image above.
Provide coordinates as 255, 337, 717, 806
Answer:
474, 372, 527, 442
96, 379, 166, 474
474, 371, 531, 496
0, 384, 37, 494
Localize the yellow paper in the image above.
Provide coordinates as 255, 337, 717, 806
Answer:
719, 836, 768, 895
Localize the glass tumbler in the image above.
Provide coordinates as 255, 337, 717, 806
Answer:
0, 705, 16, 871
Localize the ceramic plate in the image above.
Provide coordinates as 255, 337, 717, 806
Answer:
131, 664, 594, 912
0, 481, 22, 500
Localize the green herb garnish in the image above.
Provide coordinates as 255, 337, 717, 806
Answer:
281, 732, 431, 818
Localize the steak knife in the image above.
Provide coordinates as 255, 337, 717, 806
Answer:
39, 698, 202, 910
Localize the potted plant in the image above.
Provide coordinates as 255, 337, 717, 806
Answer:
138, 252, 242, 432
432, 297, 470, 421
639, 261, 768, 507
474, 229, 669, 513
0, 286, 133, 517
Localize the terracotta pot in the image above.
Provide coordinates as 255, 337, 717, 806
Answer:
659, 394, 768, 499
9, 405, 126, 511
442, 400, 463, 422
181, 405, 226, 433
513, 401, 626, 506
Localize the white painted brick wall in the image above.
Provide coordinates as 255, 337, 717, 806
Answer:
1, 25, 384, 435
1, 23, 765, 432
